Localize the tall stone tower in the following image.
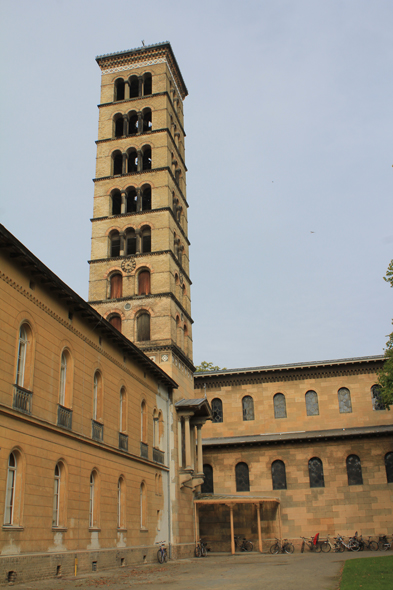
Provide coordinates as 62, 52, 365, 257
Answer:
89, 42, 194, 395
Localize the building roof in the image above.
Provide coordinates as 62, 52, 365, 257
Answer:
175, 397, 213, 419
0, 224, 178, 391
202, 424, 393, 448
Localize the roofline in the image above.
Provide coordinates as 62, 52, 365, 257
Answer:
96, 41, 188, 99
194, 355, 385, 378
0, 224, 178, 391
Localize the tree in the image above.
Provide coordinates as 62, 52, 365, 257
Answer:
379, 259, 393, 409
195, 361, 226, 373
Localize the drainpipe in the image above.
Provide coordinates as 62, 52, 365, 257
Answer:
166, 388, 173, 558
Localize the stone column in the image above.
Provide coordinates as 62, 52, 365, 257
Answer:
124, 81, 130, 100
121, 191, 126, 215
138, 76, 143, 97
183, 414, 192, 470
193, 421, 206, 475
137, 111, 143, 134
119, 231, 125, 256
135, 229, 141, 254
122, 153, 127, 175
136, 188, 142, 212
123, 116, 128, 137
137, 150, 143, 172
190, 425, 195, 471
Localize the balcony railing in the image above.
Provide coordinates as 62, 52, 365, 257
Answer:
153, 447, 165, 464
119, 432, 128, 451
57, 404, 72, 430
140, 441, 148, 459
13, 385, 32, 414
92, 420, 104, 442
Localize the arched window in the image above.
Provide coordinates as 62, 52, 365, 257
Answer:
273, 393, 287, 419
4, 452, 17, 525
126, 188, 138, 213
371, 384, 385, 410
128, 111, 138, 135
125, 228, 136, 255
118, 477, 125, 528
235, 462, 250, 492
211, 398, 223, 423
110, 231, 121, 257
142, 185, 151, 210
114, 115, 124, 138
141, 226, 151, 253
138, 270, 151, 295
59, 349, 72, 408
120, 388, 126, 432
140, 482, 147, 528
52, 463, 61, 527
114, 78, 125, 101
111, 190, 122, 215
129, 75, 139, 98
242, 396, 254, 421
137, 312, 150, 341
201, 464, 214, 494
108, 314, 122, 332
113, 151, 123, 176
143, 73, 152, 96
93, 371, 103, 421
142, 146, 151, 170
346, 455, 363, 485
110, 273, 122, 299
271, 460, 287, 490
15, 323, 32, 391
127, 149, 138, 173
338, 387, 352, 413
89, 471, 98, 528
142, 108, 152, 132
308, 457, 324, 488
385, 452, 393, 483
305, 390, 319, 416
141, 400, 147, 444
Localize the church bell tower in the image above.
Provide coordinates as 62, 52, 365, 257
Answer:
88, 42, 194, 392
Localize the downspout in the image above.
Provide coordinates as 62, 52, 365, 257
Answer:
166, 387, 173, 558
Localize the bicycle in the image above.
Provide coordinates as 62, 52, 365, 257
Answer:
378, 535, 392, 551
320, 535, 336, 553
335, 534, 360, 552
356, 534, 378, 551
156, 541, 168, 563
234, 535, 253, 552
269, 537, 294, 554
300, 535, 322, 553
195, 538, 207, 557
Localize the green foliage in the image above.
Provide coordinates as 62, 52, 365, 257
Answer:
340, 556, 393, 590
195, 361, 226, 373
379, 259, 393, 409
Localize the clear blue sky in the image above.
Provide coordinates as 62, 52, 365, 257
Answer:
1, 0, 392, 369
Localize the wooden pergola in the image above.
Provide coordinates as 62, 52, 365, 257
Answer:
194, 496, 281, 554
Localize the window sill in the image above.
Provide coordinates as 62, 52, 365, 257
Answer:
52, 527, 68, 532
117, 527, 127, 532
2, 525, 24, 531
140, 527, 148, 532
89, 527, 101, 532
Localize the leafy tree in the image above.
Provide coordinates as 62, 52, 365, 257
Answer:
379, 259, 393, 408
195, 361, 226, 373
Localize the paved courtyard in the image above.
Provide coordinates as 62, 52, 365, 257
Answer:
8, 551, 379, 590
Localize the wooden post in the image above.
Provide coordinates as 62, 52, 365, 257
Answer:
256, 503, 262, 553
229, 504, 235, 555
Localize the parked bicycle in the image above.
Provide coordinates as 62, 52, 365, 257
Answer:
356, 534, 378, 551
378, 535, 392, 551
156, 541, 168, 563
301, 535, 322, 553
319, 535, 336, 553
270, 537, 294, 554
234, 535, 253, 552
335, 534, 360, 552
195, 538, 207, 557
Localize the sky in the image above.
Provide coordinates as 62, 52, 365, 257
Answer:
0, 0, 392, 370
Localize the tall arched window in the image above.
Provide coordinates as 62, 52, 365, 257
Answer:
52, 463, 61, 527
110, 273, 122, 299
142, 146, 152, 170
141, 401, 147, 444
114, 78, 125, 101
4, 452, 17, 525
128, 111, 138, 135
16, 323, 32, 391
138, 270, 151, 295
271, 460, 287, 490
242, 396, 254, 421
338, 387, 352, 413
385, 452, 393, 483
235, 462, 250, 492
346, 455, 363, 485
140, 482, 147, 528
120, 388, 126, 432
127, 149, 138, 173
125, 228, 137, 255
89, 471, 96, 527
142, 108, 152, 132
143, 73, 152, 96
308, 457, 324, 488
118, 477, 125, 529
93, 371, 103, 422
111, 190, 122, 215
371, 384, 385, 410
137, 312, 150, 341
211, 398, 223, 423
141, 226, 151, 253
129, 75, 139, 98
141, 185, 151, 210
273, 393, 287, 419
201, 464, 214, 494
110, 231, 121, 257
113, 151, 123, 176
305, 390, 319, 416
108, 314, 122, 332
126, 188, 137, 213
59, 350, 72, 408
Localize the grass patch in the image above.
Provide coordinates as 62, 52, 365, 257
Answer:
340, 556, 393, 590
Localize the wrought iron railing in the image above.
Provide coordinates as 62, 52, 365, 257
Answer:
92, 420, 104, 442
119, 432, 128, 451
153, 447, 165, 464
13, 385, 32, 414
140, 441, 148, 459
57, 404, 72, 429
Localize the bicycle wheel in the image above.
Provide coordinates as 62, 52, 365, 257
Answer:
201, 545, 207, 557
195, 545, 201, 558
270, 543, 280, 554
321, 541, 331, 553
369, 541, 379, 551
244, 541, 253, 552
349, 540, 360, 552
301, 541, 305, 553
379, 541, 389, 551
315, 543, 322, 553
157, 549, 164, 564
284, 543, 294, 554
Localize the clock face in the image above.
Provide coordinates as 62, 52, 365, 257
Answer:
121, 258, 136, 274
161, 354, 169, 362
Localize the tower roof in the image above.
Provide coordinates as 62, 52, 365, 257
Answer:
96, 41, 188, 99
